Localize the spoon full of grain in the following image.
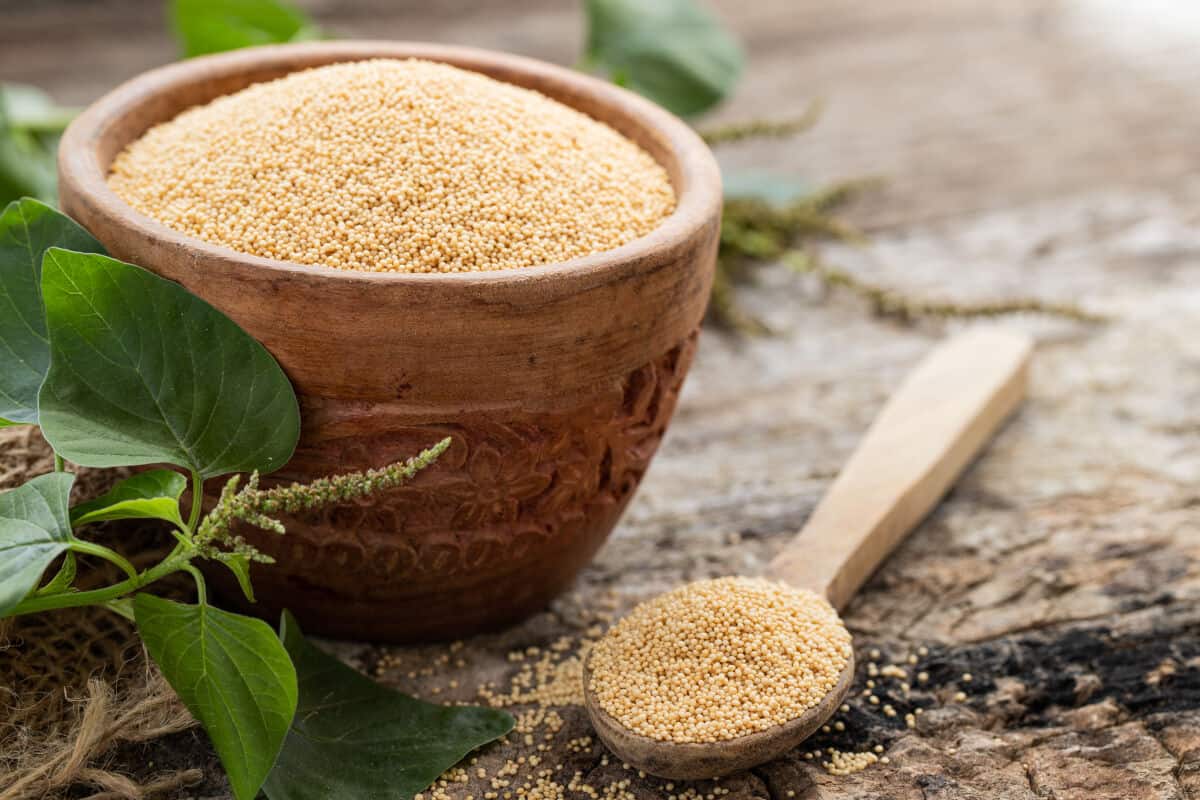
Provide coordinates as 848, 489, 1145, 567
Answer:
583, 329, 1034, 779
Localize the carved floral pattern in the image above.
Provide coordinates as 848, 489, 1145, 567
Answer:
227, 331, 699, 606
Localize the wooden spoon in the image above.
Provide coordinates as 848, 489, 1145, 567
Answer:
583, 329, 1034, 780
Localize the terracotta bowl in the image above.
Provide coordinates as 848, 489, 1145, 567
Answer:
57, 41, 721, 642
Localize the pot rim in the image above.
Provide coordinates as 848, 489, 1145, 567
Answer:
58, 40, 722, 289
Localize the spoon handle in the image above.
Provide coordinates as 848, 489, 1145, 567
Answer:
767, 330, 1033, 611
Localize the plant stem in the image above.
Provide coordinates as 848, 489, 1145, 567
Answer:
782, 250, 1106, 324
183, 564, 208, 604
699, 100, 823, 146
53, 453, 64, 472
187, 470, 204, 534
708, 262, 772, 335
68, 539, 139, 581
8, 545, 190, 617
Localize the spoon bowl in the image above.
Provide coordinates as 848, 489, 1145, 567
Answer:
583, 650, 855, 780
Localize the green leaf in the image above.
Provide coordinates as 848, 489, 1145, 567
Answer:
105, 597, 135, 621
264, 611, 514, 800
0, 200, 105, 424
70, 469, 187, 528
1, 84, 78, 134
170, 0, 322, 58
1, 84, 54, 125
0, 136, 55, 207
38, 249, 300, 478
36, 551, 76, 595
219, 552, 257, 602
0, 417, 17, 428
135, 595, 298, 800
583, 0, 743, 117
0, 87, 62, 207
0, 472, 75, 616
722, 170, 813, 206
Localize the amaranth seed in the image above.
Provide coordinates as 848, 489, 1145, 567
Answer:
107, 59, 676, 274
587, 576, 852, 743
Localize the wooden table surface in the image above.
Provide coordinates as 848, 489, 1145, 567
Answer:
4, 1, 1200, 798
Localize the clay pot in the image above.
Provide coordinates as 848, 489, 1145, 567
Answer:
57, 41, 721, 641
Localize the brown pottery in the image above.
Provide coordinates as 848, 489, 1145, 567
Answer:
57, 41, 721, 641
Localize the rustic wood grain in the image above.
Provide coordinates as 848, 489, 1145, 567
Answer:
4, 1, 1200, 798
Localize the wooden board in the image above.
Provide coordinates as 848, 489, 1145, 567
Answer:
4, 1, 1200, 798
